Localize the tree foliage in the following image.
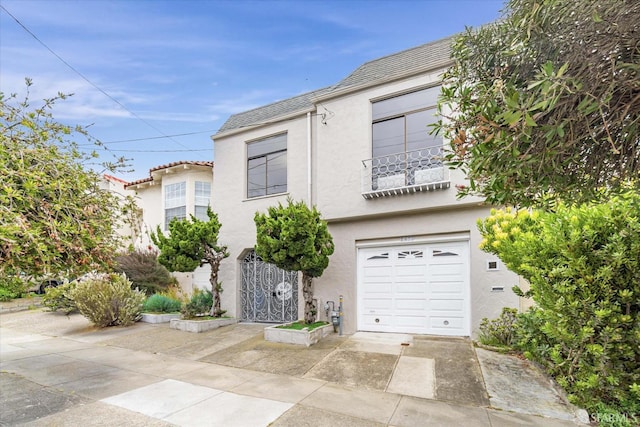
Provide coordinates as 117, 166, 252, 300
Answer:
477, 188, 640, 412
254, 199, 334, 324
151, 208, 228, 317
0, 79, 125, 286
437, 0, 640, 206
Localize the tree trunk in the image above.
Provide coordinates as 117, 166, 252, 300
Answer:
302, 272, 315, 324
204, 247, 225, 317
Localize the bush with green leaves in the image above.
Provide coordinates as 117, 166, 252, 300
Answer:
114, 249, 176, 295
478, 189, 640, 413
143, 293, 182, 314
478, 307, 518, 349
181, 288, 217, 319
42, 281, 77, 314
0, 276, 27, 301
70, 272, 145, 327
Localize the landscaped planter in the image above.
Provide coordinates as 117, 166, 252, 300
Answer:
140, 313, 182, 324
169, 317, 237, 333
264, 322, 334, 347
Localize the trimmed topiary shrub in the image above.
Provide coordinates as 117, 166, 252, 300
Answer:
143, 294, 182, 314
478, 189, 640, 414
70, 272, 145, 327
114, 249, 176, 295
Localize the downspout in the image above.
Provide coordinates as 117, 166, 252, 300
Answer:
307, 111, 312, 205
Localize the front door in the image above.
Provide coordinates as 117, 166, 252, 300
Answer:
240, 250, 298, 322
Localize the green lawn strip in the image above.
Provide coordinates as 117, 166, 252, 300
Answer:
277, 320, 328, 331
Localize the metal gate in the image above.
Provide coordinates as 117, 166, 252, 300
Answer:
240, 250, 298, 322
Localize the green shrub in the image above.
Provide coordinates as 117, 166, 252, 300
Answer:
478, 189, 640, 413
42, 281, 77, 314
70, 272, 145, 327
478, 307, 518, 348
182, 288, 215, 319
114, 249, 176, 295
143, 294, 181, 313
0, 276, 26, 301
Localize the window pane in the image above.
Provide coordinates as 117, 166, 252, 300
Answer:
372, 86, 440, 120
373, 117, 404, 158
248, 157, 266, 198
165, 182, 186, 209
406, 110, 442, 152
266, 151, 287, 195
195, 181, 211, 206
194, 205, 209, 221
247, 133, 287, 158
165, 206, 186, 230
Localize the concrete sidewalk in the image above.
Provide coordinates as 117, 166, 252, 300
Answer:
0, 308, 586, 426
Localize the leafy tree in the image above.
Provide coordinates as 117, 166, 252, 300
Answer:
151, 208, 228, 317
437, 0, 640, 207
477, 188, 640, 412
0, 79, 125, 290
254, 199, 334, 324
114, 249, 176, 295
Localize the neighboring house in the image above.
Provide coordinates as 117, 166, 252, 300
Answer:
212, 36, 521, 338
102, 174, 138, 249
124, 161, 214, 293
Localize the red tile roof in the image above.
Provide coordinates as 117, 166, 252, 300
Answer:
125, 161, 214, 188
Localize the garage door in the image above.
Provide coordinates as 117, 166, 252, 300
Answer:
357, 241, 470, 336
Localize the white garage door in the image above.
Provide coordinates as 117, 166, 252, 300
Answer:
357, 241, 470, 336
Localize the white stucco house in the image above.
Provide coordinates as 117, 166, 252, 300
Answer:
124, 161, 215, 293
211, 36, 521, 338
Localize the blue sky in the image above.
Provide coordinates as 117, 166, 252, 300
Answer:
0, 0, 505, 181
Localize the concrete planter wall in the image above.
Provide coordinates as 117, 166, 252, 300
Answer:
169, 317, 237, 333
264, 323, 334, 347
140, 313, 182, 324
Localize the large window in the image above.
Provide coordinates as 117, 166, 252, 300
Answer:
247, 133, 287, 198
194, 181, 211, 221
372, 86, 442, 158
165, 182, 186, 229
371, 86, 443, 189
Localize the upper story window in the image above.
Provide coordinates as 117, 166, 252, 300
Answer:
362, 86, 448, 198
372, 86, 442, 159
247, 133, 287, 198
165, 182, 186, 229
194, 181, 211, 221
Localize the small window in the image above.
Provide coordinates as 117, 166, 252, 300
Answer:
367, 252, 389, 260
165, 182, 186, 229
432, 249, 459, 257
487, 260, 500, 271
398, 250, 424, 259
247, 134, 287, 198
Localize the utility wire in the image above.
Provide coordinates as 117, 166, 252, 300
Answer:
0, 4, 188, 148
109, 148, 213, 153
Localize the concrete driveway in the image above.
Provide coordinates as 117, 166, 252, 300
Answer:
0, 307, 585, 426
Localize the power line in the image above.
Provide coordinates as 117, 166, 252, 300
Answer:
99, 129, 219, 144
0, 4, 188, 149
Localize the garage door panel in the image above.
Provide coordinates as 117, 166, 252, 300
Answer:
395, 265, 427, 277
430, 298, 464, 312
363, 265, 393, 277
431, 280, 464, 293
363, 282, 393, 294
362, 297, 393, 310
358, 242, 469, 336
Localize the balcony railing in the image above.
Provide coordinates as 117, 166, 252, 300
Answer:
361, 147, 450, 199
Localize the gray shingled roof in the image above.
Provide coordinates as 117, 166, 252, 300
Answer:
216, 87, 331, 135
329, 36, 453, 92
215, 36, 453, 136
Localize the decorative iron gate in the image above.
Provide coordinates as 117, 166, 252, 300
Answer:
240, 250, 298, 322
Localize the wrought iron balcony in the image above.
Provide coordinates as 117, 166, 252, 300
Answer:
361, 147, 450, 199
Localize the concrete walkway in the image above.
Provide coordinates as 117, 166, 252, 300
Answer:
0, 308, 586, 426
